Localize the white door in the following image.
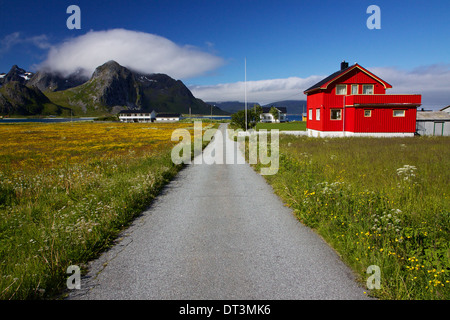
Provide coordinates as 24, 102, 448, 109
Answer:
434, 122, 444, 136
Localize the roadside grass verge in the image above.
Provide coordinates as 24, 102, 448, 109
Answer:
0, 122, 213, 299
250, 135, 450, 299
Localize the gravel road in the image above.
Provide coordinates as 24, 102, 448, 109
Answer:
69, 124, 369, 300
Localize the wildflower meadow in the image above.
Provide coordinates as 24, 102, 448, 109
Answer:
0, 121, 212, 299
255, 135, 449, 300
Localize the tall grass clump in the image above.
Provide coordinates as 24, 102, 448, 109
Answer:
255, 135, 450, 300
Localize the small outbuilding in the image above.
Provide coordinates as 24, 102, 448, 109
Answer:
155, 113, 182, 122
416, 111, 450, 136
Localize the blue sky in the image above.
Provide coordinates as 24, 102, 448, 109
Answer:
1, 0, 449, 108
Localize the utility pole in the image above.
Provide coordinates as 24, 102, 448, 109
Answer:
245, 57, 247, 131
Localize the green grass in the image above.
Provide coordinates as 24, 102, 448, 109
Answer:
256, 121, 306, 131
44, 82, 119, 117
0, 152, 181, 299
44, 90, 82, 115
251, 135, 450, 299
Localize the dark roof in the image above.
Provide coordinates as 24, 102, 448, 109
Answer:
261, 107, 287, 113
304, 63, 392, 94
304, 65, 353, 93
155, 113, 181, 118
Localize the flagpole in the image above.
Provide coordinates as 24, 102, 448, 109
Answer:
245, 57, 247, 131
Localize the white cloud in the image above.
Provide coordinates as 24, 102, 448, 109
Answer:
28, 34, 52, 50
192, 65, 450, 109
371, 64, 450, 109
37, 29, 224, 79
0, 32, 51, 54
0, 32, 21, 53
190, 76, 323, 105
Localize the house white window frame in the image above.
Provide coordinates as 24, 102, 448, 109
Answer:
362, 84, 374, 95
309, 109, 313, 120
316, 108, 321, 121
336, 84, 347, 95
330, 109, 342, 120
393, 110, 406, 117
351, 84, 358, 95
364, 109, 372, 117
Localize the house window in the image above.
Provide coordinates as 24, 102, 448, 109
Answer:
316, 108, 321, 121
363, 84, 374, 95
364, 110, 372, 117
393, 110, 406, 117
336, 84, 347, 95
330, 109, 342, 120
351, 84, 358, 95
309, 109, 313, 120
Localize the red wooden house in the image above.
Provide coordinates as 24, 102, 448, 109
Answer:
304, 62, 422, 137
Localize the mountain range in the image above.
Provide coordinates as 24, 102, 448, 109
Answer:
207, 100, 307, 115
0, 61, 228, 116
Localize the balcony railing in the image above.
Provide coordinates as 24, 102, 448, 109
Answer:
345, 94, 421, 107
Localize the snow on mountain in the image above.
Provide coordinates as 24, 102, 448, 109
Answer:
20, 72, 33, 80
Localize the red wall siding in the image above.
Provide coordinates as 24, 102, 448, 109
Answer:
346, 94, 422, 106
323, 87, 345, 108
352, 107, 417, 133
344, 107, 355, 132
321, 107, 344, 131
306, 93, 324, 131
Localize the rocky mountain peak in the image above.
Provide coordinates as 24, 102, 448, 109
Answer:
86, 60, 139, 108
91, 60, 131, 80
0, 65, 34, 85
28, 69, 88, 92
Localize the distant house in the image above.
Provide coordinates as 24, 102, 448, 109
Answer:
118, 110, 183, 122
155, 113, 182, 122
416, 111, 450, 136
260, 107, 287, 123
118, 110, 156, 123
303, 61, 422, 137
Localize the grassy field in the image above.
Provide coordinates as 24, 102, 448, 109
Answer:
251, 135, 449, 299
256, 121, 306, 131
0, 121, 211, 299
